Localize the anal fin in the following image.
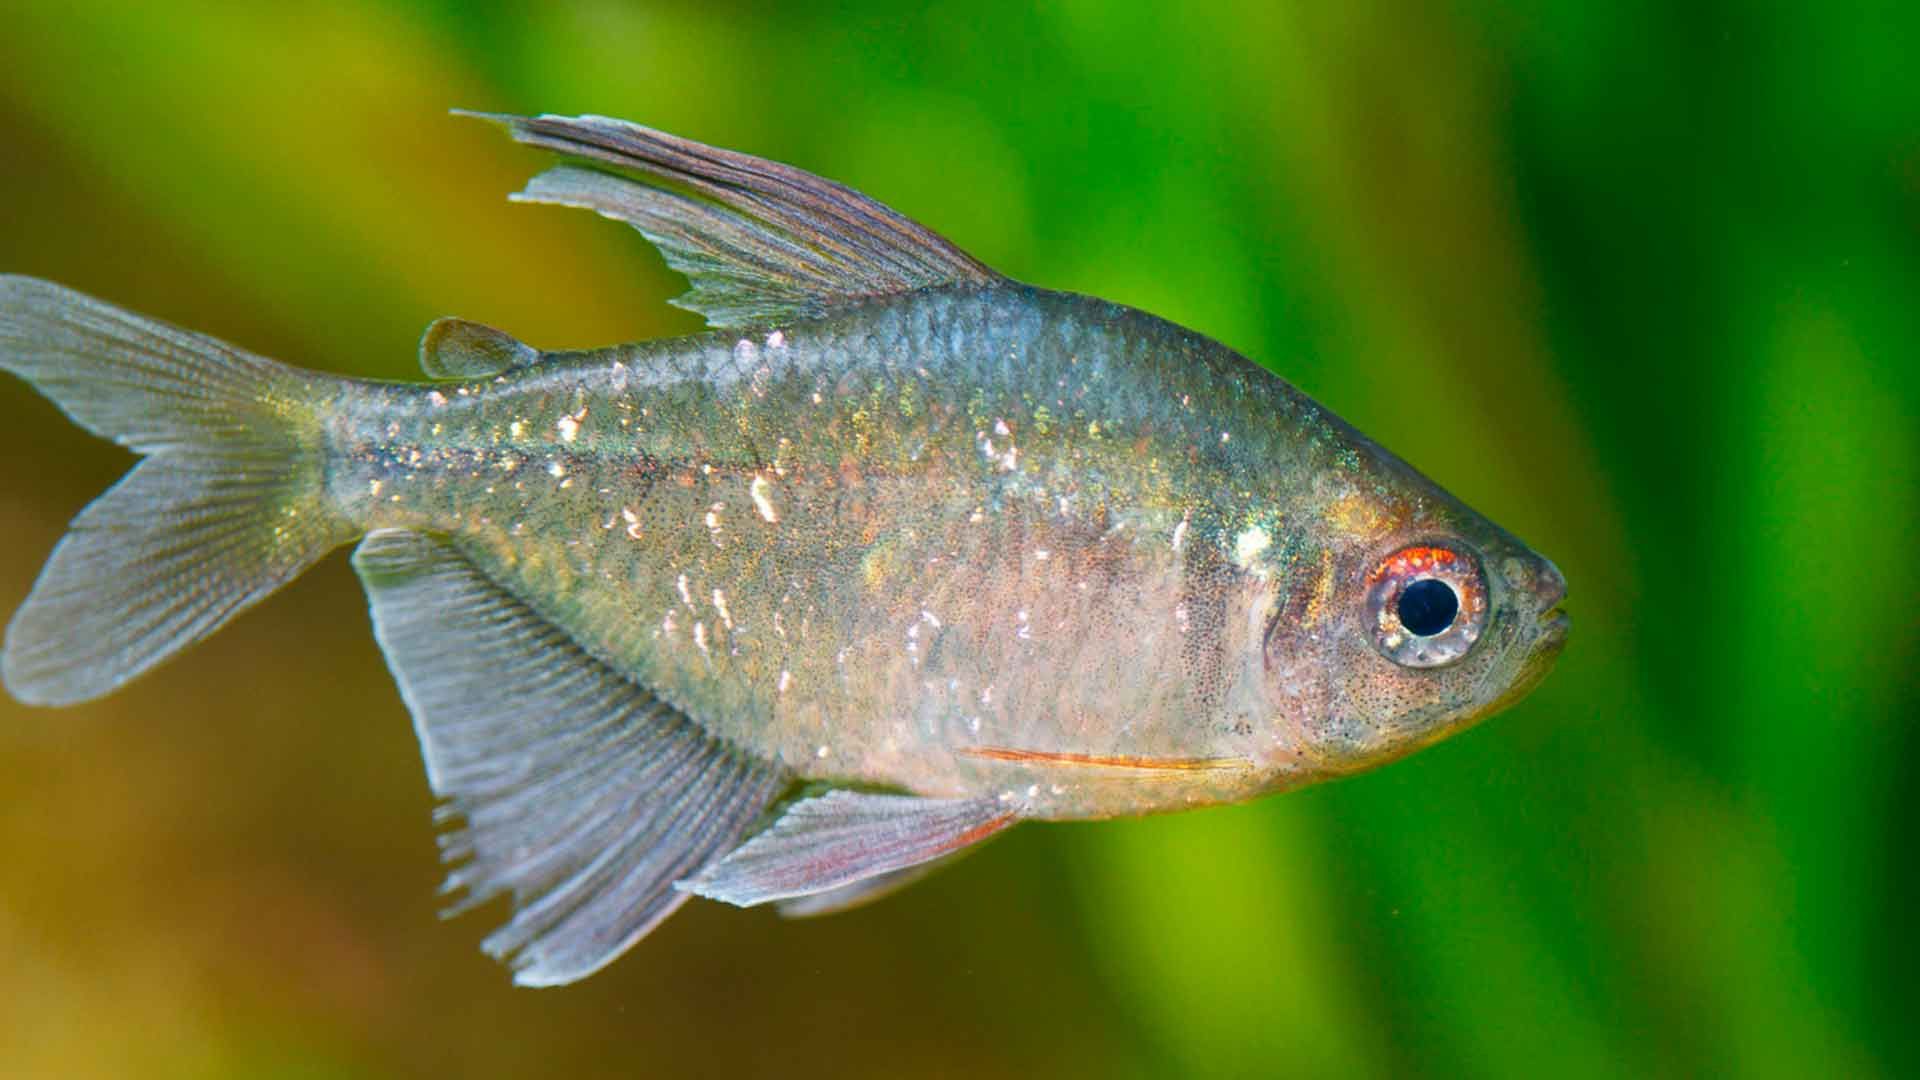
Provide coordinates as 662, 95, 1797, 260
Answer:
352, 528, 787, 986
681, 791, 1017, 908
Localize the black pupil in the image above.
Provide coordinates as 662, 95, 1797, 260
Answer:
1397, 578, 1459, 636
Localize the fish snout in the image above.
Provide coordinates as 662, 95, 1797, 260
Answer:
1528, 555, 1569, 647
1531, 555, 1567, 611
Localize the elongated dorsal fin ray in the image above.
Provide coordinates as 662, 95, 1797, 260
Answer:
352, 528, 788, 986
463, 111, 1003, 328
681, 790, 1016, 908
418, 317, 540, 380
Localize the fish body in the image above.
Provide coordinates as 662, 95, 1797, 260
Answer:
0, 113, 1567, 984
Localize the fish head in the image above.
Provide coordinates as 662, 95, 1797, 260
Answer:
1254, 459, 1568, 777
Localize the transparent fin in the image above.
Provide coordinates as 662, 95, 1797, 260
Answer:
682, 791, 1016, 908
464, 111, 1003, 328
774, 851, 967, 919
351, 528, 788, 986
0, 276, 347, 705
418, 317, 540, 380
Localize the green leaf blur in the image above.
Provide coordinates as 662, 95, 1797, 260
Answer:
0, 3, 1912, 1077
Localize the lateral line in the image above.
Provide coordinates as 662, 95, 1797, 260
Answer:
958, 747, 1250, 772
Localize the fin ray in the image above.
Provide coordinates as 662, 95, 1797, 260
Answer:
683, 790, 1015, 908
0, 276, 347, 705
352, 528, 787, 986
467, 111, 1002, 327
774, 853, 966, 919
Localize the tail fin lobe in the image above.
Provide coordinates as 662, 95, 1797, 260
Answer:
0, 276, 349, 705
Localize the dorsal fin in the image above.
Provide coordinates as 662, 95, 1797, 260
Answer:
418, 317, 540, 379
461, 111, 1004, 328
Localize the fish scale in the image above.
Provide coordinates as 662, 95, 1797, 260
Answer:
0, 112, 1566, 985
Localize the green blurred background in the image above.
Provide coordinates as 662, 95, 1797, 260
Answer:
1, 3, 1914, 1077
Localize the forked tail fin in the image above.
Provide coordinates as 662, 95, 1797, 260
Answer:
0, 276, 352, 706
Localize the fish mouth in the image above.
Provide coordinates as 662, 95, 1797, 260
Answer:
1528, 558, 1568, 649
1470, 608, 1567, 723
1531, 563, 1567, 612
1537, 605, 1569, 646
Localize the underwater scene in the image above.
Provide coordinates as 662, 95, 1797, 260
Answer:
0, 3, 1913, 1077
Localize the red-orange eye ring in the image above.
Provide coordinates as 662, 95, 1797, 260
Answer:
1365, 543, 1488, 668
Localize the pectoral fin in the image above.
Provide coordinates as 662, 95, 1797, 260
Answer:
681, 791, 1016, 908
774, 851, 969, 919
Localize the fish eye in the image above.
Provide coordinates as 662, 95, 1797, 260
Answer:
1365, 543, 1487, 668
1397, 578, 1458, 636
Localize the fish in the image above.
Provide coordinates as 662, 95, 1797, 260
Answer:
0, 111, 1569, 986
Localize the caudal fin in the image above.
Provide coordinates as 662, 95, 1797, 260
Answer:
0, 276, 351, 706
